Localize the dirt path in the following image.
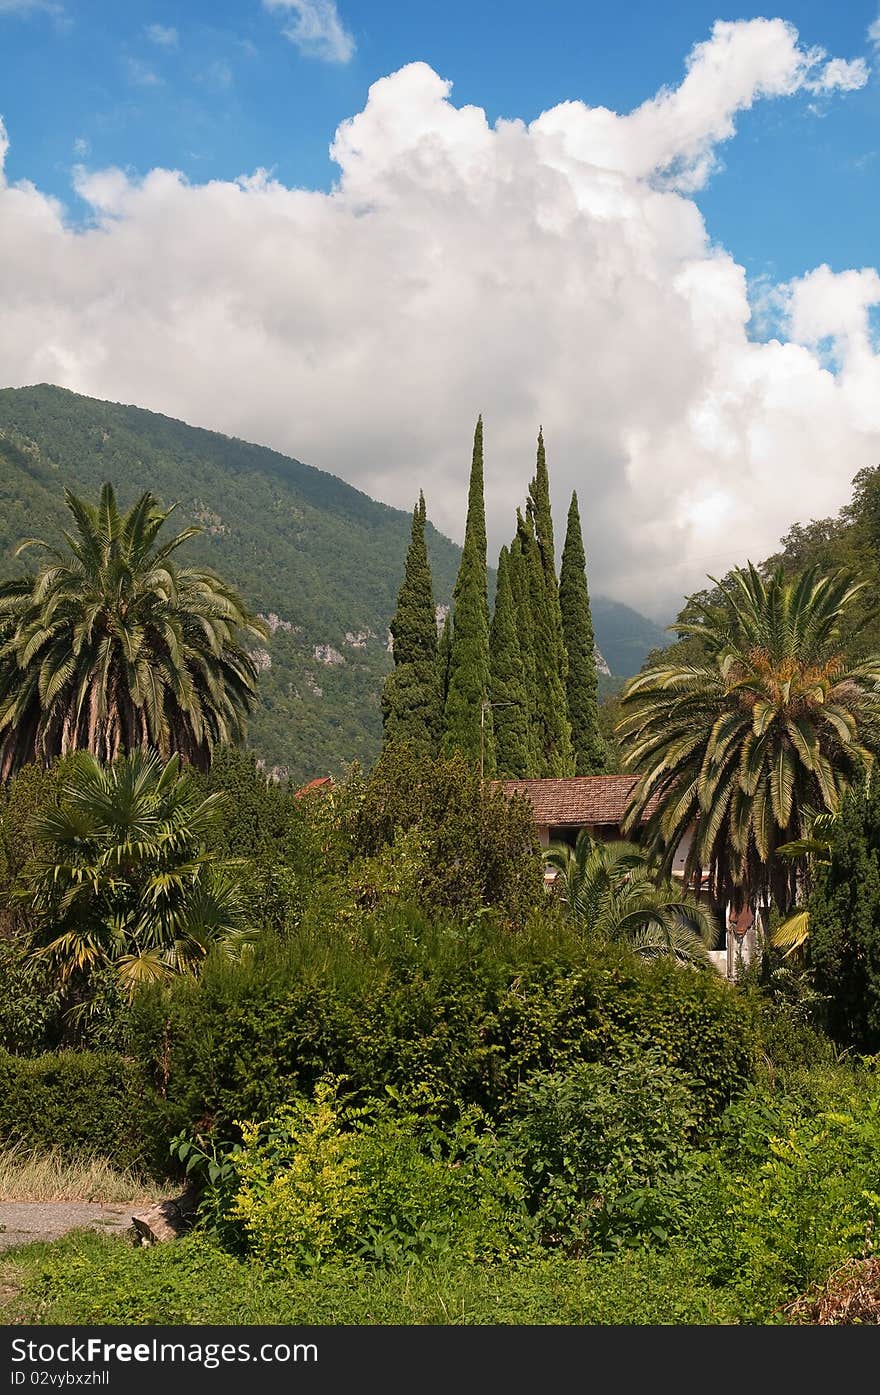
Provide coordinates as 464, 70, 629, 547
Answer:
0, 1201, 140, 1250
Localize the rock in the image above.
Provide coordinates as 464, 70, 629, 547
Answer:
131, 1191, 197, 1246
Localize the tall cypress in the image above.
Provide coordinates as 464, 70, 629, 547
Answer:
489, 546, 530, 777
509, 512, 539, 773
522, 508, 574, 776
528, 427, 556, 588
437, 611, 452, 713
442, 417, 494, 773
381, 493, 441, 753
560, 491, 606, 774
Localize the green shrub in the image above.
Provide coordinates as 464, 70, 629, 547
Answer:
504, 1050, 701, 1252
222, 1081, 531, 1271
693, 1063, 880, 1320
807, 780, 880, 1051
0, 1049, 162, 1176
129, 914, 756, 1149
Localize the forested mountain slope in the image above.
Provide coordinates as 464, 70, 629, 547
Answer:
0, 385, 666, 780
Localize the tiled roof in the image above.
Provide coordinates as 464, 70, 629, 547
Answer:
499, 775, 659, 826
293, 776, 334, 799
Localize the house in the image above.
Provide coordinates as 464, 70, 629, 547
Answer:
499, 775, 746, 979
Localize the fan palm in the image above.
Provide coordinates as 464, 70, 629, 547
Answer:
617, 564, 880, 920
0, 483, 268, 777
544, 830, 717, 966
22, 748, 254, 999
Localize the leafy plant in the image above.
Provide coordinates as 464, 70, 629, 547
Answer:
504, 1050, 701, 1253
545, 829, 717, 965
0, 481, 267, 777
21, 749, 256, 1005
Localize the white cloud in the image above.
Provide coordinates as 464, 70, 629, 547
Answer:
0, 19, 876, 618
145, 23, 178, 48
126, 58, 163, 88
72, 136, 90, 157
869, 14, 880, 51
0, 0, 63, 15
810, 56, 869, 91
263, 0, 355, 64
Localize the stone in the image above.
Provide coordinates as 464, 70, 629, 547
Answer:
130, 1191, 197, 1246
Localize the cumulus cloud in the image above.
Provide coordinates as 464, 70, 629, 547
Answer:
0, 18, 877, 618
264, 0, 355, 64
869, 13, 880, 51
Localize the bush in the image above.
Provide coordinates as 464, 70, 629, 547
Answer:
128, 911, 756, 1150
226, 1081, 531, 1271
0, 1049, 163, 1176
504, 1050, 701, 1252
807, 780, 880, 1052
338, 744, 545, 926
692, 1063, 880, 1320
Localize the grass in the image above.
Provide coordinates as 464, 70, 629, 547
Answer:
0, 1230, 743, 1325
0, 1143, 161, 1203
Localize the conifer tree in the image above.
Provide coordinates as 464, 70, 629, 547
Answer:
528, 427, 557, 588
381, 493, 441, 753
437, 611, 452, 712
559, 491, 606, 774
522, 508, 574, 776
489, 546, 530, 777
442, 418, 494, 773
509, 514, 539, 773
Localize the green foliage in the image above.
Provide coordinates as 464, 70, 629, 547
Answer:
382, 493, 441, 754
545, 830, 718, 966
341, 743, 543, 924
4, 1229, 741, 1325
225, 1082, 529, 1271
524, 431, 574, 776
21, 750, 255, 1006
0, 1048, 158, 1174
0, 482, 266, 777
488, 547, 530, 777
560, 491, 606, 773
0, 940, 64, 1055
442, 419, 493, 772
808, 780, 880, 1052
506, 1051, 700, 1252
620, 563, 880, 913
127, 912, 755, 1152
0, 383, 463, 785
695, 1066, 880, 1319
515, 508, 574, 776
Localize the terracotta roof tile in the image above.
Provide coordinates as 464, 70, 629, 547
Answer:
498, 775, 658, 826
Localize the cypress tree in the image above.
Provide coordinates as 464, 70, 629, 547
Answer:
522, 508, 574, 776
559, 491, 606, 774
528, 427, 557, 589
381, 493, 441, 753
489, 546, 530, 777
509, 513, 539, 773
442, 417, 494, 773
436, 611, 452, 712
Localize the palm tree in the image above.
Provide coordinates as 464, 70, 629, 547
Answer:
617, 564, 880, 922
22, 748, 254, 1001
0, 483, 268, 778
544, 830, 717, 966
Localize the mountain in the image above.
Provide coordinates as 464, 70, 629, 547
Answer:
589, 596, 670, 676
0, 385, 667, 781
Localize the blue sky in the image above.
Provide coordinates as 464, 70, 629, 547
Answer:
1, 3, 880, 616
2, 0, 877, 284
